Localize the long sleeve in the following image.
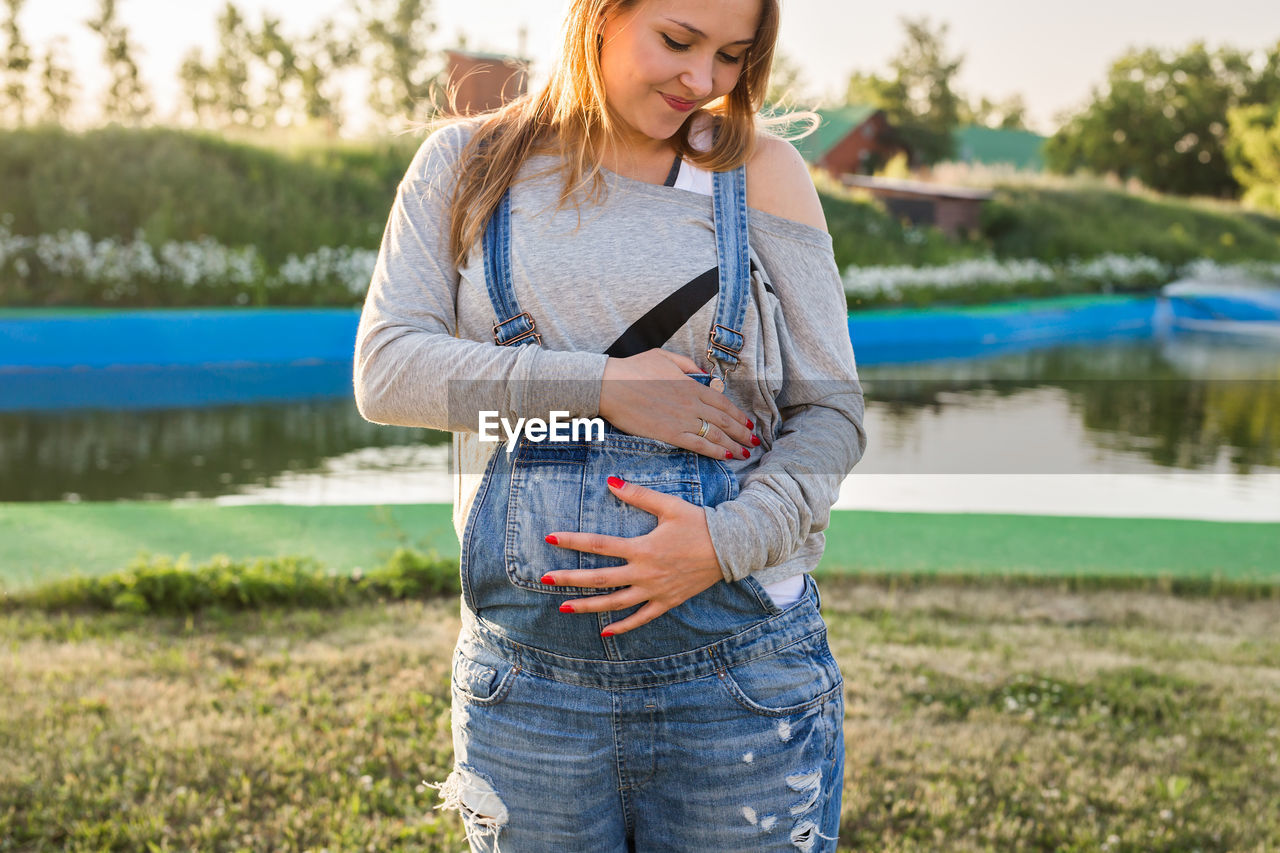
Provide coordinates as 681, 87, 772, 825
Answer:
353, 122, 608, 433
702, 214, 867, 582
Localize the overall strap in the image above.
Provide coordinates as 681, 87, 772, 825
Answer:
706, 164, 750, 377
482, 190, 540, 347
478, 165, 752, 364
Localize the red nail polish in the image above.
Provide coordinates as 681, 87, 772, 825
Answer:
544, 534, 558, 545
725, 450, 733, 459
600, 629, 615, 638
746, 419, 754, 430
751, 435, 761, 447
741, 449, 750, 459
607, 476, 625, 489
559, 603, 574, 613
541, 574, 556, 585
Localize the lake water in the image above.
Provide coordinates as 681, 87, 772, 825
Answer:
2, 331, 1277, 520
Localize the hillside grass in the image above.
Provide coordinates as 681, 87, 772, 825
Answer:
0, 125, 417, 267
982, 185, 1280, 264
3, 126, 1279, 295
2, 580, 1277, 850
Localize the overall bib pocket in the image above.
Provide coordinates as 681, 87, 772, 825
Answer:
503, 429, 734, 595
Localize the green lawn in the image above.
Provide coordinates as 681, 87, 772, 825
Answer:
4, 583, 1278, 850
3, 502, 1277, 591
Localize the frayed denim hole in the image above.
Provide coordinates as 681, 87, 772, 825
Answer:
430, 764, 509, 852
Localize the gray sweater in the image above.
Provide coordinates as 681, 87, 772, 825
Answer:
354, 120, 867, 587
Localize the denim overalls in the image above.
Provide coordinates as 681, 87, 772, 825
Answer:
437, 164, 845, 853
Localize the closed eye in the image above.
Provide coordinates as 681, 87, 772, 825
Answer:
662, 33, 744, 64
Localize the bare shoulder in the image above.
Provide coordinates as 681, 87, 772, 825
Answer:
744, 132, 828, 233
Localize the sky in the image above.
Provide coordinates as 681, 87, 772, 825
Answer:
17, 0, 1280, 134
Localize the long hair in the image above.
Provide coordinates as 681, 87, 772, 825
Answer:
441, 0, 781, 266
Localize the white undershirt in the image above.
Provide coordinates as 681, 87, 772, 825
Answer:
672, 156, 807, 610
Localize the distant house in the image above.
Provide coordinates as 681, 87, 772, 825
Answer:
952, 125, 1047, 171
842, 176, 993, 237
444, 49, 530, 115
790, 104, 911, 177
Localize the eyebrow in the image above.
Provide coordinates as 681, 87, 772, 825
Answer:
663, 17, 755, 46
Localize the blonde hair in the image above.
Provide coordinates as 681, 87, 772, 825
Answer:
440, 0, 782, 266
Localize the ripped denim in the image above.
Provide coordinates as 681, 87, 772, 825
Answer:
433, 160, 845, 851
436, 572, 845, 852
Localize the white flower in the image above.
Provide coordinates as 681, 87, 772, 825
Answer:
843, 254, 1177, 303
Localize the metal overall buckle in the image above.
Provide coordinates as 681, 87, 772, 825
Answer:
492, 312, 542, 346
706, 324, 743, 391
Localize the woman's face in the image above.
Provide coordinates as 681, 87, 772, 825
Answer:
598, 0, 762, 150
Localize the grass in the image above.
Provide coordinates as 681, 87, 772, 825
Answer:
4, 127, 1280, 308
1, 549, 459, 616
0, 125, 416, 267
0, 503, 459, 591
2, 579, 1277, 850
4, 503, 1278, 594
983, 184, 1280, 264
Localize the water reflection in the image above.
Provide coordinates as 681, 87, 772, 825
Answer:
860, 336, 1279, 475
0, 333, 1276, 503
0, 401, 449, 502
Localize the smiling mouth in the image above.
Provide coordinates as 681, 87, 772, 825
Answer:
661, 94, 696, 111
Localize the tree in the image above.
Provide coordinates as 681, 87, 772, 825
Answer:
843, 17, 963, 164
2, 0, 31, 126
962, 94, 1028, 130
1226, 102, 1280, 213
1045, 42, 1273, 197
293, 20, 360, 133
38, 37, 76, 125
86, 0, 151, 124
251, 14, 297, 125
178, 46, 216, 126
360, 0, 439, 126
180, 5, 357, 133
209, 1, 254, 126
765, 51, 810, 109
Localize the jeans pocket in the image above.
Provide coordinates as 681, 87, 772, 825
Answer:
451, 641, 519, 707
718, 630, 844, 717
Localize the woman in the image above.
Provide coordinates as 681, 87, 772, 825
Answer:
354, 0, 866, 849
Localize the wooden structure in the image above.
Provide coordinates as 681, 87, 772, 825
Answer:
843, 176, 993, 237
791, 105, 912, 177
444, 49, 529, 115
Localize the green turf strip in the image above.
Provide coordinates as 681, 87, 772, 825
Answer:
0, 503, 457, 590
2, 502, 1276, 592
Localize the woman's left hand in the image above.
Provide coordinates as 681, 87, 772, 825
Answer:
541, 477, 724, 636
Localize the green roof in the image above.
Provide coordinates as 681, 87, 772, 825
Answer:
790, 104, 880, 163
952, 125, 1046, 170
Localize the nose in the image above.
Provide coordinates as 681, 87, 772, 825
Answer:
678, 55, 714, 99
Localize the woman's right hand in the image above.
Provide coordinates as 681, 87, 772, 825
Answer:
598, 349, 759, 460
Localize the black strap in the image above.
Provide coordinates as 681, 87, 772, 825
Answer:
662, 152, 683, 188
603, 261, 769, 359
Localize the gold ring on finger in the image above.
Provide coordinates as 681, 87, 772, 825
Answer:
696, 418, 711, 439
